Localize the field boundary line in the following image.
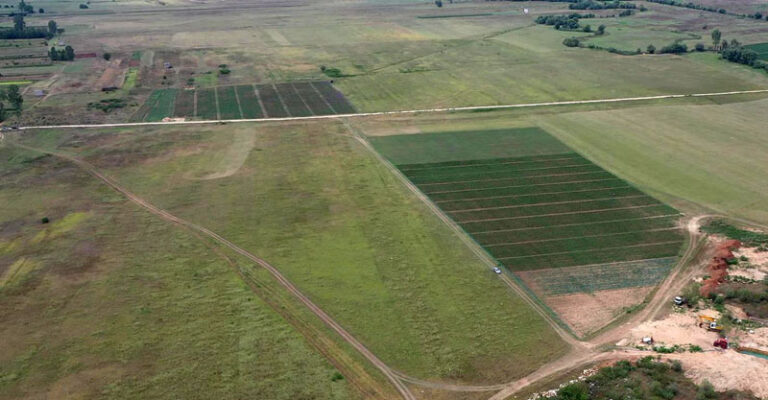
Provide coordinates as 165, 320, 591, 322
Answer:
436, 185, 633, 204
6, 139, 417, 400
291, 82, 316, 116
469, 214, 681, 234
213, 86, 221, 120
483, 227, 681, 247
496, 240, 683, 261
193, 89, 198, 118
448, 194, 648, 213
233, 85, 245, 119
427, 177, 621, 195
253, 84, 269, 118
16, 88, 768, 130
272, 83, 292, 117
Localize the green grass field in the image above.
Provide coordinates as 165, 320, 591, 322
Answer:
0, 145, 357, 400
10, 123, 569, 385
745, 42, 768, 60
144, 89, 178, 122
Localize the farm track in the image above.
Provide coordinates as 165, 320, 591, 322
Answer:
15, 89, 768, 131
5, 139, 416, 400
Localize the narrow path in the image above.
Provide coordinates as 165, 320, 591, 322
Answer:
6, 139, 416, 400
14, 89, 768, 130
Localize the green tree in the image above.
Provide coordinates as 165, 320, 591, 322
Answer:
582, 24, 591, 32
64, 45, 75, 61
6, 85, 23, 111
0, 89, 6, 121
647, 44, 656, 54
48, 20, 57, 35
597, 24, 606, 35
103, 52, 111, 61
711, 29, 721, 47
563, 37, 580, 47
49, 46, 59, 61
13, 13, 25, 31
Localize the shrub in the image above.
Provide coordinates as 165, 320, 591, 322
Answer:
647, 44, 656, 54
597, 24, 606, 35
671, 360, 683, 372
41, 217, 49, 224
695, 43, 706, 51
331, 372, 344, 381
697, 380, 717, 400
103, 52, 111, 60
660, 42, 688, 54
555, 382, 589, 400
582, 24, 591, 32
689, 344, 703, 352
563, 37, 580, 47
79, 3, 88, 8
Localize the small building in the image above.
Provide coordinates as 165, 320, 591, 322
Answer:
33, 89, 45, 97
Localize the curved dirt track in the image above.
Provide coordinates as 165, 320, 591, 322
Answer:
7, 140, 416, 400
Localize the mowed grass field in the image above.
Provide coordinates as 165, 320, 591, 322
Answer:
0, 145, 358, 399
10, 123, 569, 385
162, 82, 353, 120
371, 128, 685, 272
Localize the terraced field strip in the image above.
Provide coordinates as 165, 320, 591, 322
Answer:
235, 85, 264, 118
255, 83, 289, 118
371, 127, 685, 273
292, 82, 335, 115
312, 81, 356, 114
216, 86, 243, 119
173, 89, 195, 118
196, 88, 219, 120
275, 83, 313, 117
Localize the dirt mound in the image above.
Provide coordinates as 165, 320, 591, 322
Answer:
700, 240, 741, 297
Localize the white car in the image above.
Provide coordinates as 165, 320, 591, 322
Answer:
493, 267, 502, 274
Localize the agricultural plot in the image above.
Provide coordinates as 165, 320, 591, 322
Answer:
255, 84, 289, 118
142, 81, 355, 121
235, 85, 264, 118
173, 89, 195, 118
133, 88, 177, 122
372, 128, 685, 333
216, 85, 242, 119
196, 88, 218, 120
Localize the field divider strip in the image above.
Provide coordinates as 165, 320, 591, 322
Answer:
272, 83, 292, 117
482, 227, 680, 247
417, 170, 608, 188
435, 185, 633, 204
426, 177, 622, 195
447, 194, 648, 213
497, 240, 683, 260
233, 85, 245, 119
291, 82, 316, 116
467, 213, 681, 234
459, 204, 670, 223
253, 84, 269, 118
18, 89, 768, 130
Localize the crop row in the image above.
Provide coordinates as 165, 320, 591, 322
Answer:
487, 229, 683, 258
420, 171, 615, 193
293, 82, 334, 115
501, 241, 683, 271
461, 204, 677, 232
409, 164, 603, 185
449, 196, 660, 223
471, 215, 680, 245
402, 156, 593, 181
523, 257, 677, 295
398, 153, 583, 172
430, 178, 628, 202
438, 186, 641, 212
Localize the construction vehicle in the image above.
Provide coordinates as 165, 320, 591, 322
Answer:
714, 338, 728, 349
698, 315, 723, 332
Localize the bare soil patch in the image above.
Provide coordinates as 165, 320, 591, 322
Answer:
546, 286, 653, 336
625, 309, 721, 349
670, 351, 768, 398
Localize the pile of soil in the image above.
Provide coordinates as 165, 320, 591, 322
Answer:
701, 240, 741, 297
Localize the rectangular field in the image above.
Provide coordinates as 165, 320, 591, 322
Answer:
173, 89, 195, 118
312, 81, 356, 114
196, 88, 218, 120
133, 88, 177, 122
745, 42, 768, 61
373, 128, 685, 272
235, 85, 264, 118
275, 83, 312, 117
256, 84, 289, 118
216, 86, 242, 119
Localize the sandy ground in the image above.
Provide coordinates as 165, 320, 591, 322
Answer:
670, 351, 768, 398
622, 309, 721, 349
734, 326, 768, 351
547, 286, 653, 337
732, 246, 768, 281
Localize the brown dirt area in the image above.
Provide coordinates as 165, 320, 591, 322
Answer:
546, 286, 653, 336
732, 246, 768, 281
622, 309, 722, 349
94, 59, 127, 90
670, 351, 768, 398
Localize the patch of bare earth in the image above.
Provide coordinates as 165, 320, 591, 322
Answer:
732, 246, 768, 281
546, 286, 653, 336
671, 352, 768, 399
624, 309, 721, 349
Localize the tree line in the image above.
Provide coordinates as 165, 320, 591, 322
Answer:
0, 4, 58, 40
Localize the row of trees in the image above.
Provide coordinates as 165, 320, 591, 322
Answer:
646, 0, 768, 20
1, 11, 58, 39
49, 46, 75, 61
0, 85, 23, 121
534, 13, 605, 34
568, 0, 637, 10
